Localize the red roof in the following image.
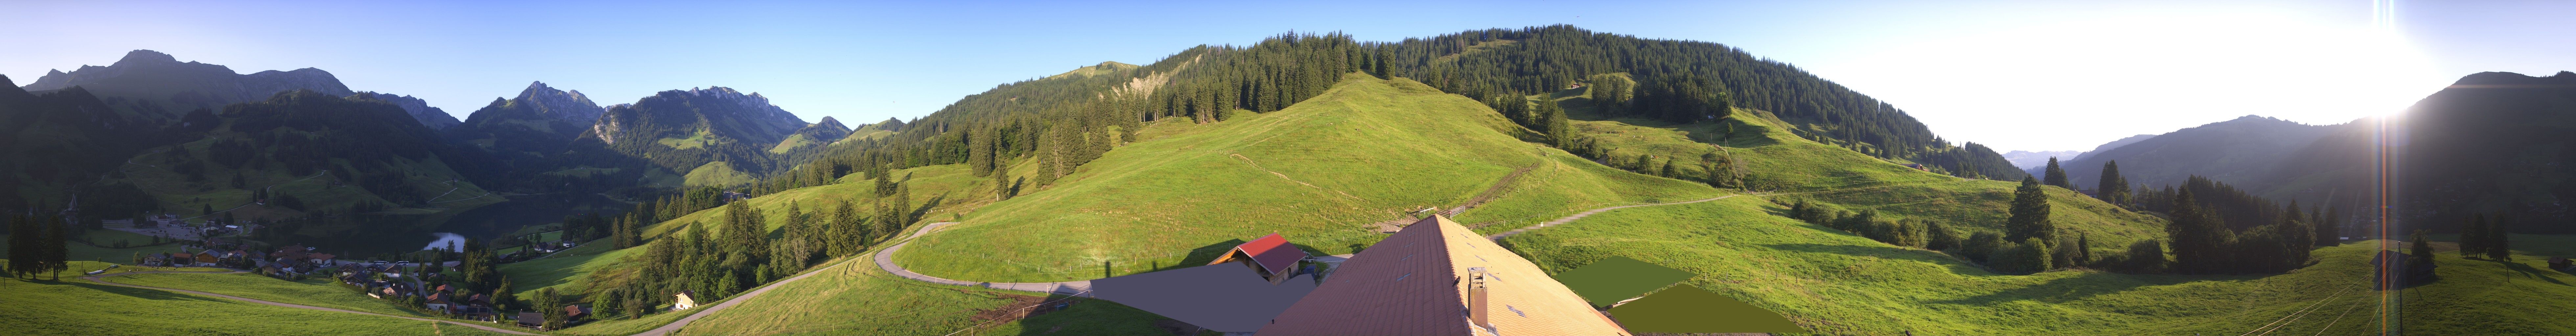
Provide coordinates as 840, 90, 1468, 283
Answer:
1230, 233, 1307, 276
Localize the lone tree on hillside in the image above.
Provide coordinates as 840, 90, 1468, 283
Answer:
2042, 158, 2071, 190
2006, 177, 2055, 243
2096, 161, 2130, 207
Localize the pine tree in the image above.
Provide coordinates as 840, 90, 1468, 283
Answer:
494, 277, 519, 312
2042, 158, 2070, 190
968, 128, 995, 177
2487, 214, 2512, 261
2005, 177, 2055, 243
39, 214, 67, 280
7, 214, 28, 277
2273, 201, 2314, 268
994, 166, 1014, 201
2409, 229, 2434, 266
2314, 206, 2341, 247
2096, 161, 2129, 206
2460, 215, 2487, 258
2076, 233, 2093, 266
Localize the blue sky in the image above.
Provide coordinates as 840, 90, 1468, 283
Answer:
4, 0, 2568, 152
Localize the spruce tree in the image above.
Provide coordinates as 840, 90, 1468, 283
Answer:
994, 166, 1014, 201
2460, 215, 2487, 258
2005, 177, 2055, 243
2488, 214, 2512, 261
2314, 206, 2341, 247
2409, 229, 2435, 266
2096, 161, 2129, 206
2042, 158, 2070, 190
2277, 201, 2312, 265
39, 215, 67, 280
7, 214, 28, 277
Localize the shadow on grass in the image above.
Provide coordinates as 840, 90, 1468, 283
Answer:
2499, 260, 2570, 286
1761, 242, 2003, 278
64, 280, 229, 303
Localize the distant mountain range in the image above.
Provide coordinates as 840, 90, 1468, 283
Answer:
2055, 71, 2576, 233
4, 51, 849, 220
2000, 150, 2080, 170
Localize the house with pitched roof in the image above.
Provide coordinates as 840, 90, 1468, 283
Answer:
1208, 233, 1311, 284
1256, 215, 1631, 336
672, 291, 699, 310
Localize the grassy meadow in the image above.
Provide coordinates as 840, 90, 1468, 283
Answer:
102, 271, 433, 318
1501, 198, 2576, 335
0, 261, 514, 336
894, 75, 1723, 283
651, 253, 1178, 336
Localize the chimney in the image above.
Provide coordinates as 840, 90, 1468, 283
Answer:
1468, 267, 1494, 333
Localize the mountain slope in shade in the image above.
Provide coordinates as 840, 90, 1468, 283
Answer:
18, 50, 354, 123
2069, 134, 2156, 162
0, 74, 155, 207
357, 92, 461, 130
569, 86, 811, 182
2060, 115, 2338, 192
444, 82, 605, 176
2262, 71, 2576, 233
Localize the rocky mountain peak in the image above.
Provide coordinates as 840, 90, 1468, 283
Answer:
512, 81, 603, 123
114, 50, 180, 66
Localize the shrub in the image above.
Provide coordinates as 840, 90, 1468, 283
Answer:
1963, 231, 2005, 263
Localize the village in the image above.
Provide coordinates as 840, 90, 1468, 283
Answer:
96, 205, 603, 331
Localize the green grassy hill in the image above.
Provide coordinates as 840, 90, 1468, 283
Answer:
0, 261, 514, 336
1501, 200, 2576, 335
893, 74, 1723, 283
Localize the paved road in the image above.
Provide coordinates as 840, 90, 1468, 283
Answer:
85, 270, 540, 335
1487, 194, 1744, 240
873, 222, 1095, 297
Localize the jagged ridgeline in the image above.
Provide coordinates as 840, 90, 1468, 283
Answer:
768, 25, 2019, 193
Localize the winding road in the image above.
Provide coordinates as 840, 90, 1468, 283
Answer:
84, 270, 540, 336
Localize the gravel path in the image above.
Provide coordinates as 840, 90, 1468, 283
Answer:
873, 222, 1095, 297
1486, 194, 1743, 240
85, 270, 540, 335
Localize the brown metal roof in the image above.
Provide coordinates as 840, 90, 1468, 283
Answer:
1256, 215, 1629, 336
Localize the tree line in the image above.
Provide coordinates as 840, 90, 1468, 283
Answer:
6, 213, 71, 280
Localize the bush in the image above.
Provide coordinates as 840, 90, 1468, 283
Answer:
2122, 239, 2167, 273
1924, 221, 1960, 251
1989, 238, 2054, 274
1963, 231, 2005, 263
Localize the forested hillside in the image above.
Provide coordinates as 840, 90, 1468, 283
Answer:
565, 86, 825, 188
0, 75, 155, 209
102, 90, 501, 221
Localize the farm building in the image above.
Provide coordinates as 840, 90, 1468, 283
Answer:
1208, 233, 1310, 284
1256, 215, 1630, 336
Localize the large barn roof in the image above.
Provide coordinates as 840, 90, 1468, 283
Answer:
1255, 215, 1629, 336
